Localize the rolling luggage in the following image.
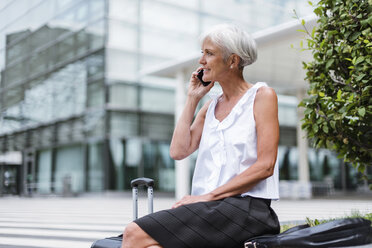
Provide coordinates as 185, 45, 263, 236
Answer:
91, 177, 154, 248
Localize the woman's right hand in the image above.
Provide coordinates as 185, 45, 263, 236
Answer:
188, 67, 214, 100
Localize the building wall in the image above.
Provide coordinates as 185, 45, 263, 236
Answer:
0, 0, 107, 194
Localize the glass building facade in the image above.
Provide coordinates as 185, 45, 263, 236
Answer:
0, 0, 366, 196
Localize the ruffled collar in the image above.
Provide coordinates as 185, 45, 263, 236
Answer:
208, 82, 266, 131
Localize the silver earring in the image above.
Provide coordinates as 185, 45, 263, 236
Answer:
230, 65, 233, 69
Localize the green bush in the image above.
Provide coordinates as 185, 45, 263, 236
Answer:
298, 0, 372, 182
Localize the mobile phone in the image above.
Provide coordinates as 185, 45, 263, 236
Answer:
197, 69, 211, 86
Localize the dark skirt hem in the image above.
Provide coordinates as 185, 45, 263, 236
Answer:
134, 195, 279, 248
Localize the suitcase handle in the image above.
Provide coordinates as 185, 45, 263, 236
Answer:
130, 177, 154, 188
131, 177, 154, 220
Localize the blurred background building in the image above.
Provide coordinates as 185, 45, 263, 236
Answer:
0, 0, 368, 197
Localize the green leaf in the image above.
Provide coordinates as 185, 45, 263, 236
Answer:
347, 94, 354, 102
358, 164, 366, 174
308, 1, 313, 6
355, 57, 365, 65
356, 73, 366, 81
314, 7, 322, 16
323, 124, 329, 133
311, 26, 316, 38
319, 92, 325, 97
358, 107, 366, 117
349, 32, 361, 41
301, 19, 305, 26
330, 121, 336, 129
326, 59, 334, 69
304, 108, 313, 115
337, 90, 342, 101
313, 123, 319, 133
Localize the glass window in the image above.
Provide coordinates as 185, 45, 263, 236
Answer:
3, 86, 23, 109
125, 138, 141, 167
278, 95, 298, 127
55, 0, 75, 11
57, 121, 73, 144
23, 78, 53, 124
13, 132, 25, 150
140, 86, 174, 113
86, 51, 104, 80
6, 36, 29, 66
71, 119, 84, 142
108, 0, 138, 24
141, 28, 197, 59
49, 61, 87, 119
142, 2, 197, 34
88, 142, 104, 191
157, 0, 198, 9
84, 110, 105, 137
143, 140, 174, 191
109, 138, 125, 190
75, 30, 89, 57
122, 138, 142, 189
140, 113, 174, 140
89, 0, 105, 20
39, 126, 54, 148
0, 105, 22, 134
1, 1, 55, 50
29, 48, 49, 78
75, 1, 88, 23
3, 61, 26, 87
55, 34, 75, 65
29, 25, 51, 53
86, 19, 105, 51
0, 49, 5, 73
109, 83, 138, 108
106, 48, 138, 81
55, 145, 84, 193
108, 19, 137, 51
36, 149, 52, 194
0, 0, 13, 11
157, 142, 174, 191
110, 112, 139, 137
87, 80, 105, 108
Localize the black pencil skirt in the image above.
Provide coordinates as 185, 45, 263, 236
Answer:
134, 195, 280, 248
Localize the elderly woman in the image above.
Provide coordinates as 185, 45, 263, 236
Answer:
122, 23, 280, 248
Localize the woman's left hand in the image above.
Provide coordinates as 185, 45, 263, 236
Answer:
172, 194, 213, 209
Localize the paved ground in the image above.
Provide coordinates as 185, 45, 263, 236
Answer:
0, 193, 371, 248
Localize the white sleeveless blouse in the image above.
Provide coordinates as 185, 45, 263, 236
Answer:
191, 82, 279, 200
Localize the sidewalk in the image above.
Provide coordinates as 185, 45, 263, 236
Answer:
0, 194, 371, 248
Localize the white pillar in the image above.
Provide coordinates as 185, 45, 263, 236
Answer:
296, 88, 311, 198
296, 89, 310, 183
175, 70, 190, 200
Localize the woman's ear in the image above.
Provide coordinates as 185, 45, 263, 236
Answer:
229, 54, 241, 69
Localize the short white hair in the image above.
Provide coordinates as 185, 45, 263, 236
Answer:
200, 23, 257, 68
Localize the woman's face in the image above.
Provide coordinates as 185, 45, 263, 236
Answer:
199, 38, 230, 82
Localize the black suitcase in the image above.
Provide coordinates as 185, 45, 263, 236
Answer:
91, 178, 154, 248
244, 217, 372, 248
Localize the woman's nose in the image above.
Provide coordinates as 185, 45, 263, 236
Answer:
198, 55, 206, 65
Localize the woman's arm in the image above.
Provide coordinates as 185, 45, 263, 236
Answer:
169, 70, 214, 160
172, 86, 279, 207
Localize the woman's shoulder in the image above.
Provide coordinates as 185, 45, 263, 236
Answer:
196, 99, 214, 118
255, 84, 277, 101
